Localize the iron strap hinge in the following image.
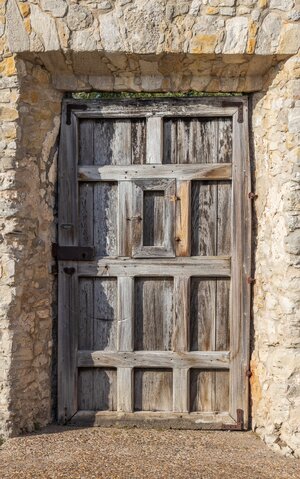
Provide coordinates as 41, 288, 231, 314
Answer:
66, 104, 88, 125
222, 409, 244, 431
221, 101, 244, 123
52, 244, 95, 261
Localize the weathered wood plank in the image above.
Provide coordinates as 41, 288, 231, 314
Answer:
134, 369, 173, 412
146, 117, 163, 164
118, 181, 132, 257
134, 278, 173, 351
175, 180, 191, 256
131, 119, 146, 165
117, 277, 134, 352
94, 182, 118, 257
77, 257, 231, 277
173, 368, 189, 413
117, 368, 133, 412
173, 277, 189, 352
77, 351, 230, 369
58, 262, 78, 422
70, 410, 236, 429
93, 278, 117, 351
78, 163, 232, 181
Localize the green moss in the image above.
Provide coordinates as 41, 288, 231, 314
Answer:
72, 91, 242, 100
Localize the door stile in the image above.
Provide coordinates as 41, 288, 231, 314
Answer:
58, 261, 79, 423
58, 106, 80, 423
229, 102, 251, 428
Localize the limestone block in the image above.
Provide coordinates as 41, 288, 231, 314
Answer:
270, 0, 294, 10
288, 107, 300, 134
6, 0, 30, 52
278, 23, 300, 54
30, 5, 60, 51
40, 0, 68, 18
66, 5, 94, 31
256, 13, 282, 54
223, 16, 248, 53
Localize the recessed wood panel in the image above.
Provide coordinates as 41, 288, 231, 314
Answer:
78, 368, 117, 411
143, 190, 165, 246
134, 369, 173, 411
163, 117, 232, 165
79, 182, 118, 257
134, 277, 174, 351
190, 278, 230, 352
79, 118, 146, 166
191, 181, 231, 256
79, 277, 117, 351
190, 369, 229, 412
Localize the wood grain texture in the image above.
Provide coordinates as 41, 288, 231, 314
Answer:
78, 368, 117, 411
59, 98, 250, 427
78, 164, 232, 182
146, 117, 163, 164
77, 351, 230, 369
78, 257, 231, 277
134, 369, 173, 412
134, 277, 173, 351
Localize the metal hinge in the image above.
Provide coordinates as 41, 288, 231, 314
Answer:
66, 104, 87, 125
221, 101, 244, 123
52, 244, 95, 261
222, 409, 244, 431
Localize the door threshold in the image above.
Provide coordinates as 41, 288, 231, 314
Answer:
68, 411, 238, 430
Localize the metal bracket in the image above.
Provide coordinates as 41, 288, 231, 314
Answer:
221, 101, 244, 123
66, 104, 87, 125
52, 244, 95, 261
222, 409, 244, 431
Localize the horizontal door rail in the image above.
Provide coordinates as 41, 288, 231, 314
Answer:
77, 257, 231, 277
78, 164, 232, 182
77, 350, 230, 369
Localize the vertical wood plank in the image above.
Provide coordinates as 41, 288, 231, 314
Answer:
94, 278, 117, 351
117, 368, 133, 412
173, 276, 190, 352
94, 182, 118, 256
58, 262, 78, 422
118, 181, 132, 257
131, 119, 146, 165
173, 368, 189, 412
58, 105, 78, 246
175, 180, 191, 257
118, 277, 134, 352
134, 278, 174, 351
134, 369, 173, 412
146, 117, 163, 164
230, 103, 251, 427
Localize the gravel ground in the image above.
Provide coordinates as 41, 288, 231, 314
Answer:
1, 426, 299, 479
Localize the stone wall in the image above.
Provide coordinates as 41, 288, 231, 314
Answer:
252, 56, 300, 457
0, 0, 299, 458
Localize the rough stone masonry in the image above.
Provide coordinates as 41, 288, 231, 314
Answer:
0, 0, 299, 458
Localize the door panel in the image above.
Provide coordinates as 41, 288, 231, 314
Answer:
58, 98, 251, 430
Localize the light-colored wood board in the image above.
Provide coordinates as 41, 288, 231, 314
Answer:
78, 163, 232, 182
78, 257, 231, 277
117, 367, 133, 412
134, 277, 174, 351
146, 116, 163, 164
190, 278, 216, 352
173, 276, 189, 352
173, 368, 189, 413
93, 278, 117, 351
134, 369, 173, 412
77, 350, 230, 369
175, 180, 191, 257
117, 277, 134, 352
131, 119, 146, 164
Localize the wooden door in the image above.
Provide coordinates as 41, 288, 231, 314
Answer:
58, 98, 251, 430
